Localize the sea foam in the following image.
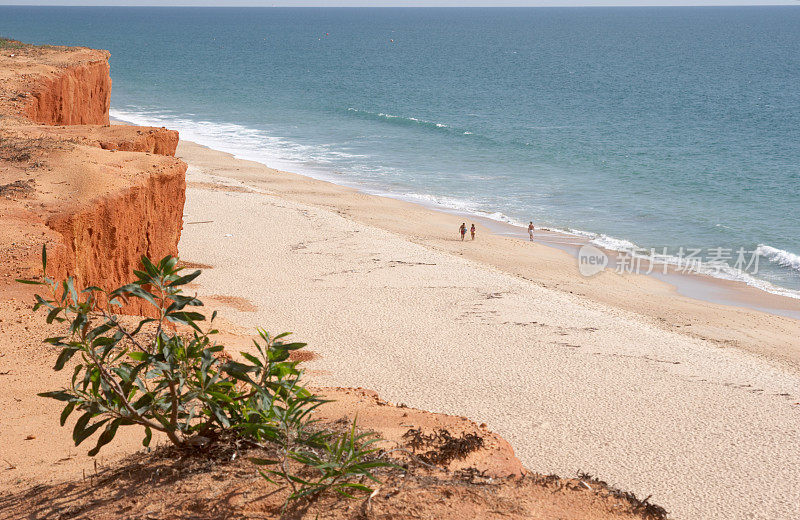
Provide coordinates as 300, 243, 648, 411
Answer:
756, 245, 800, 271
109, 106, 800, 301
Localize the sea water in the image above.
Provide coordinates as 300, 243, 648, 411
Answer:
2, 6, 798, 297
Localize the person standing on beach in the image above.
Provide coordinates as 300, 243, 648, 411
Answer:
459, 223, 467, 241
470, 224, 476, 240
528, 222, 535, 241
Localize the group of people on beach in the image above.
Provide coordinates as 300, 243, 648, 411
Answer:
459, 223, 476, 241
459, 221, 535, 241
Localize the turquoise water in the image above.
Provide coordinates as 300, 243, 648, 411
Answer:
2, 6, 799, 296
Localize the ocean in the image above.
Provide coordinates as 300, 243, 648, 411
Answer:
2, 6, 798, 297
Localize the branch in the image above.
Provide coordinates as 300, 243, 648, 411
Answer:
85, 346, 182, 445
168, 379, 179, 433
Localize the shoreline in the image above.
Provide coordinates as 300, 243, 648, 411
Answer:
174, 137, 800, 520
107, 115, 800, 322
162, 133, 800, 367
442, 208, 800, 321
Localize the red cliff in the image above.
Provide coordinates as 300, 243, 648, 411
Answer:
0, 41, 186, 315
23, 56, 111, 126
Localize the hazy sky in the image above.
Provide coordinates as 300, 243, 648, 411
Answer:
0, 1, 797, 6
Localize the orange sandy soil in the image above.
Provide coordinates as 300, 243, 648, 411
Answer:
0, 285, 666, 519
0, 452, 660, 520
0, 40, 665, 519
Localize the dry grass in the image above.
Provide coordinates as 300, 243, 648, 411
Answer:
0, 37, 31, 50
403, 428, 484, 466
0, 135, 65, 169
0, 37, 59, 52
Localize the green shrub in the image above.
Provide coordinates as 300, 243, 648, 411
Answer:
21, 250, 308, 453
20, 249, 390, 502
252, 418, 388, 501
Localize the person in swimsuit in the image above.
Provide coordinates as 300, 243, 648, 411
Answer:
459, 223, 467, 241
528, 221, 534, 241
470, 223, 476, 240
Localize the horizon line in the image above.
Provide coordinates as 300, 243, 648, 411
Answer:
1, 3, 798, 6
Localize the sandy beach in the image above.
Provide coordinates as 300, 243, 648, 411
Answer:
3, 29, 799, 519
175, 140, 800, 520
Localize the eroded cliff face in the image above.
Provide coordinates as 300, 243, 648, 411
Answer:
24, 58, 111, 126
0, 42, 185, 315
45, 156, 186, 316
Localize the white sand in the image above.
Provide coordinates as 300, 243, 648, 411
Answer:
178, 153, 800, 520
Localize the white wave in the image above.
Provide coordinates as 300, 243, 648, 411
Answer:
348, 107, 453, 130
590, 234, 639, 252
583, 235, 800, 300
756, 245, 800, 271
400, 192, 478, 212
397, 193, 527, 228
111, 107, 362, 182
111, 106, 800, 301
476, 211, 528, 228
567, 228, 598, 238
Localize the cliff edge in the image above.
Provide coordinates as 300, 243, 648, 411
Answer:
0, 39, 185, 315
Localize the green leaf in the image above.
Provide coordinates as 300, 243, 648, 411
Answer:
141, 256, 158, 278
65, 277, 78, 305
249, 457, 280, 466
221, 361, 257, 384
72, 411, 92, 443
42, 244, 47, 272
162, 255, 178, 273
86, 321, 114, 342
60, 401, 77, 426
38, 390, 74, 402
15, 279, 43, 285
110, 284, 158, 308
142, 426, 152, 447
170, 311, 205, 321
92, 337, 116, 348
240, 352, 263, 367
75, 418, 110, 447
46, 306, 63, 324
205, 390, 234, 404
278, 342, 307, 351
54, 347, 78, 371
70, 364, 83, 387
167, 270, 201, 287
87, 419, 122, 456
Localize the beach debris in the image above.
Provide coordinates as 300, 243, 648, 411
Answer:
453, 466, 491, 484
402, 427, 483, 466
576, 471, 669, 520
